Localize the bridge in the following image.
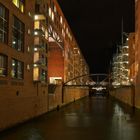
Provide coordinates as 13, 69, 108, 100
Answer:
62, 73, 111, 102
63, 73, 111, 87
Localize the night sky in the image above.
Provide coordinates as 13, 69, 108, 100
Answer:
57, 0, 135, 74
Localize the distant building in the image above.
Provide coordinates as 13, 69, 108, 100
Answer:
46, 0, 89, 85
135, 0, 140, 108
112, 32, 135, 87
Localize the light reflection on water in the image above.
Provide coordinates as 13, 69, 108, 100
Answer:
0, 127, 45, 140
64, 112, 91, 127
110, 103, 135, 140
22, 128, 44, 140
0, 97, 140, 140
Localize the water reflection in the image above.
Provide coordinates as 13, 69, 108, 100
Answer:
110, 103, 135, 140
64, 112, 91, 127
0, 97, 140, 140
22, 128, 44, 140
0, 126, 45, 140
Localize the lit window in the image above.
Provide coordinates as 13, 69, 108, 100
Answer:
66, 28, 68, 34
27, 46, 30, 52
60, 16, 63, 24
34, 52, 39, 63
11, 59, 24, 79
64, 24, 65, 29
52, 12, 54, 21
12, 0, 25, 13
54, 6, 56, 13
45, 29, 48, 39
49, 7, 52, 17
62, 29, 65, 38
0, 54, 7, 76
27, 64, 30, 70
27, 29, 31, 34
33, 67, 39, 81
12, 16, 24, 52
34, 21, 40, 29
0, 3, 8, 43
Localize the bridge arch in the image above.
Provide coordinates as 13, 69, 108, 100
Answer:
63, 73, 110, 87
62, 73, 111, 103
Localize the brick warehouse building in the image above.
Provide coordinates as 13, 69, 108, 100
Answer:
47, 0, 89, 85
135, 0, 140, 108
0, 0, 89, 130
111, 0, 140, 109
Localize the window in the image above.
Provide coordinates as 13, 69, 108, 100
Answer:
33, 67, 39, 81
41, 69, 47, 81
0, 3, 8, 43
12, 0, 25, 13
60, 16, 63, 24
12, 16, 24, 52
0, 54, 7, 76
49, 7, 52, 17
52, 12, 54, 21
35, 4, 40, 13
11, 59, 24, 79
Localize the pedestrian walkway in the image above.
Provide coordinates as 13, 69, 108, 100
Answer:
0, 97, 140, 140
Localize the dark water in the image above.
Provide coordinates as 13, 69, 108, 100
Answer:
0, 97, 140, 140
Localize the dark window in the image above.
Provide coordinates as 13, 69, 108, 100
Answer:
0, 3, 8, 43
41, 69, 47, 82
35, 4, 40, 13
11, 59, 24, 79
12, 16, 24, 52
0, 54, 7, 76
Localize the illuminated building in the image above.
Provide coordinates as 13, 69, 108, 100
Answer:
128, 33, 135, 84
112, 33, 135, 87
46, 0, 89, 85
0, 0, 89, 130
135, 0, 140, 108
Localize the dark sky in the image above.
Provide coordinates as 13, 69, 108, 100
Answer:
57, 0, 135, 74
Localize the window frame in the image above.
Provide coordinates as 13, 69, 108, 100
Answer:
11, 58, 24, 80
0, 3, 9, 44
12, 16, 25, 52
0, 54, 8, 77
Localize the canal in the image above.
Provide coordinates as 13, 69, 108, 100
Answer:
0, 96, 140, 140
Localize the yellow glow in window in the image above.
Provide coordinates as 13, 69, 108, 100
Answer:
34, 21, 40, 29
12, 0, 24, 13
20, 4, 24, 13
34, 52, 39, 63
12, 0, 18, 6
33, 67, 39, 81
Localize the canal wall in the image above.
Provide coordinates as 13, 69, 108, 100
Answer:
48, 85, 62, 110
63, 87, 89, 104
110, 86, 135, 107
48, 86, 89, 111
0, 83, 48, 131
0, 85, 88, 131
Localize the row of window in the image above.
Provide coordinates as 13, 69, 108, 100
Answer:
48, 6, 73, 42
0, 3, 25, 52
0, 54, 24, 79
39, 0, 72, 42
0, 53, 48, 81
